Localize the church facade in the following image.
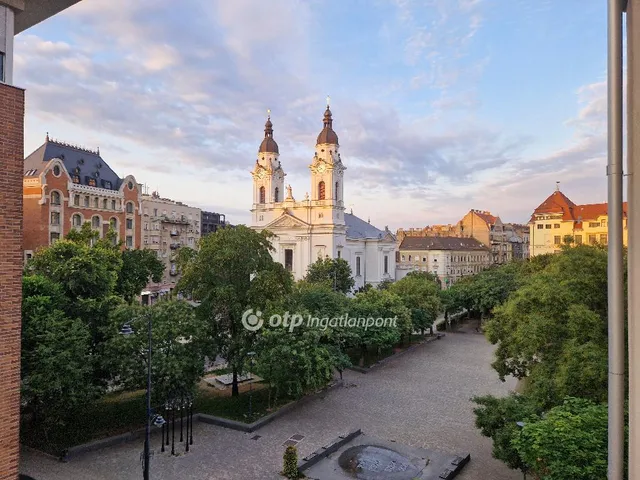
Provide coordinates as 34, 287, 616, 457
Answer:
250, 104, 396, 290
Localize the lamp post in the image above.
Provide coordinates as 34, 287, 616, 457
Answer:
247, 351, 256, 417
120, 313, 165, 480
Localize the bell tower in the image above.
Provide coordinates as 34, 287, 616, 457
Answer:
251, 111, 285, 206
310, 98, 346, 206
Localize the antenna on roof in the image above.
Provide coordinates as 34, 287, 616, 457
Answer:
45, 132, 49, 142
556, 181, 560, 191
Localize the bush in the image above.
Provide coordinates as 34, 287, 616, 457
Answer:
282, 445, 300, 479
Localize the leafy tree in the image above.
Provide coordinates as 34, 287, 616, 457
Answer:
178, 225, 293, 396
304, 256, 354, 294
21, 275, 98, 434
116, 248, 164, 302
389, 273, 442, 335
377, 278, 394, 290
513, 398, 608, 480
103, 300, 209, 403
473, 393, 540, 475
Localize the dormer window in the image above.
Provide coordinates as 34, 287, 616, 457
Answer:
88, 178, 97, 187
72, 175, 80, 184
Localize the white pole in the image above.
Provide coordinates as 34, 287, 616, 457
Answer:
627, 1, 640, 478
608, 1, 625, 479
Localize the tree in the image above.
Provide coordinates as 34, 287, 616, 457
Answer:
21, 275, 98, 435
103, 300, 209, 403
513, 398, 608, 480
473, 393, 540, 475
304, 256, 354, 294
389, 273, 442, 335
116, 248, 164, 303
178, 225, 293, 396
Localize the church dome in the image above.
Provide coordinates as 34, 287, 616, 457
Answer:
259, 116, 279, 154
316, 106, 339, 145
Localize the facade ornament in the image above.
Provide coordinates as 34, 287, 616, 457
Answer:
286, 184, 293, 200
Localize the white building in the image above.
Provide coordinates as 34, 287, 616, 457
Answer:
250, 105, 396, 290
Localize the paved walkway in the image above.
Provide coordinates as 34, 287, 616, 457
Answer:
20, 325, 519, 480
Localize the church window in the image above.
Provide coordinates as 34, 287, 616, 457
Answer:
285, 249, 293, 272
274, 187, 279, 202
335, 181, 339, 200
337, 250, 341, 259
356, 257, 361, 276
384, 256, 389, 274
259, 186, 266, 204
318, 181, 326, 200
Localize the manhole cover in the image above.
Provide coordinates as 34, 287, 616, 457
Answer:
338, 445, 421, 480
291, 434, 305, 441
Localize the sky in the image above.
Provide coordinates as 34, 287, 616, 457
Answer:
15, 0, 610, 229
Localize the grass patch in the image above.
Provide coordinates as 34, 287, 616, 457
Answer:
21, 383, 294, 456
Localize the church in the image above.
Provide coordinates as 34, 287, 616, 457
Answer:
250, 103, 396, 290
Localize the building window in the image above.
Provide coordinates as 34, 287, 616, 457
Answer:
274, 187, 279, 202
110, 217, 117, 230
575, 235, 583, 245
128, 181, 134, 190
589, 222, 600, 228
51, 191, 61, 205
384, 255, 388, 274
83, 196, 89, 207
356, 256, 361, 276
554, 235, 561, 245
126, 202, 134, 214
72, 214, 82, 227
318, 181, 326, 200
93, 197, 99, 208
52, 164, 61, 176
102, 198, 108, 209
92, 216, 101, 228
126, 235, 133, 248
259, 186, 266, 204
154, 208, 158, 217
602, 219, 607, 227
545, 224, 552, 229
50, 232, 60, 244
537, 224, 543, 230
126, 218, 133, 230
588, 234, 597, 245
72, 175, 80, 184
335, 181, 339, 200
401, 255, 405, 261
600, 233, 608, 245
554, 224, 560, 229
111, 199, 117, 210
337, 250, 341, 259
88, 178, 97, 187
74, 194, 80, 206
50, 212, 60, 225
284, 249, 293, 272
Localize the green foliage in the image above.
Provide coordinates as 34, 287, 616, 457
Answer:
376, 278, 394, 290
304, 256, 355, 293
103, 300, 209, 402
21, 275, 99, 432
282, 445, 300, 479
473, 393, 540, 473
389, 273, 442, 334
116, 248, 164, 302
513, 398, 608, 480
178, 225, 293, 395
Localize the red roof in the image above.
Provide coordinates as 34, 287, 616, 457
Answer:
473, 211, 497, 225
530, 190, 628, 223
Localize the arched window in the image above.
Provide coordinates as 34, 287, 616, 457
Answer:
93, 197, 99, 208
92, 216, 101, 228
110, 217, 118, 230
126, 202, 134, 214
259, 186, 266, 204
335, 181, 339, 200
72, 214, 82, 227
103, 198, 108, 209
274, 187, 279, 202
318, 181, 326, 200
51, 191, 61, 205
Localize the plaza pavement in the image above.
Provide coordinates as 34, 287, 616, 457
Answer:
20, 324, 520, 480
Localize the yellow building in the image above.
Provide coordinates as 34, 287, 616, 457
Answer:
529, 188, 628, 256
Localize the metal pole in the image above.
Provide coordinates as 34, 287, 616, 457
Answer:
608, 1, 625, 479
185, 403, 190, 453
627, 1, 640, 478
190, 403, 194, 445
144, 314, 152, 480
180, 400, 184, 442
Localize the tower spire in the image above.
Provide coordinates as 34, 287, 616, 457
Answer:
258, 110, 279, 153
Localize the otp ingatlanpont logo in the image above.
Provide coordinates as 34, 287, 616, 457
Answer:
241, 309, 263, 331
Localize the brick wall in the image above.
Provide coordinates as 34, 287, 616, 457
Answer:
0, 83, 24, 480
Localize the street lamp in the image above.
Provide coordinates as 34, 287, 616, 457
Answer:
247, 351, 256, 417
119, 312, 160, 480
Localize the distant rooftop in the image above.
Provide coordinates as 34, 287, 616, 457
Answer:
399, 236, 489, 251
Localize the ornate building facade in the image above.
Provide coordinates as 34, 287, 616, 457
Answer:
23, 136, 142, 259
250, 105, 396, 289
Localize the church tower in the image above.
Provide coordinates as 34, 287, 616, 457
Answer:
310, 100, 346, 211
252, 112, 285, 206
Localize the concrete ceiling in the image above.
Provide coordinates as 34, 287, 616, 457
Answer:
9, 0, 82, 34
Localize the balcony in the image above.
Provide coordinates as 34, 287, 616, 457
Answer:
169, 243, 181, 249
170, 229, 180, 236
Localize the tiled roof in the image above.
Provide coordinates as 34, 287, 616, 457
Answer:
345, 213, 388, 240
573, 202, 628, 221
530, 190, 628, 223
473, 211, 497, 225
23, 138, 122, 190
399, 236, 489, 251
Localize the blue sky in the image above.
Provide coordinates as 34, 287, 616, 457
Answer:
15, 0, 610, 229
